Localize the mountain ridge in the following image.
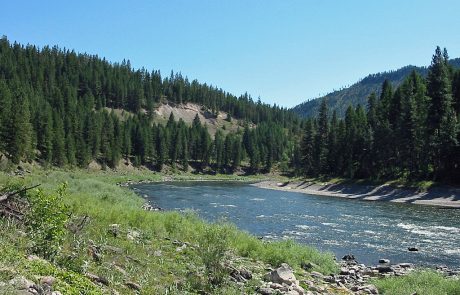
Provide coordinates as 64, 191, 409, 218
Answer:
292, 58, 460, 118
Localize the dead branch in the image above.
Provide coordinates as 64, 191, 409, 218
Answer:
0, 184, 40, 202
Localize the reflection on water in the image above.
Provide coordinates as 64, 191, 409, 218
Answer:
134, 181, 460, 267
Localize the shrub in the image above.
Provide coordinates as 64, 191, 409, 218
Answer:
26, 183, 70, 259
199, 223, 231, 286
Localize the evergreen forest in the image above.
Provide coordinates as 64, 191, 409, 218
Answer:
0, 36, 300, 172
297, 47, 460, 183
0, 37, 459, 183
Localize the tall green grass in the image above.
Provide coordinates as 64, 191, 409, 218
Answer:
373, 270, 460, 295
0, 168, 337, 294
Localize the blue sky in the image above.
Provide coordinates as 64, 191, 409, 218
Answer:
2, 0, 460, 107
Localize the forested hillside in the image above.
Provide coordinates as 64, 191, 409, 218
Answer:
295, 47, 460, 183
292, 58, 460, 118
0, 37, 301, 172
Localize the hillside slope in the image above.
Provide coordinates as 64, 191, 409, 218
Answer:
292, 58, 460, 118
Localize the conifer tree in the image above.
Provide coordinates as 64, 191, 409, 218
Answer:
301, 119, 315, 176
213, 130, 225, 171
427, 47, 458, 179
6, 88, 33, 164
52, 113, 67, 166
315, 99, 329, 174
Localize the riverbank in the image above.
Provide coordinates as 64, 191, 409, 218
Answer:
1, 169, 459, 294
253, 180, 460, 208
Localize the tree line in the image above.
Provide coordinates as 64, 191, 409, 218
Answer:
297, 47, 460, 183
0, 36, 299, 171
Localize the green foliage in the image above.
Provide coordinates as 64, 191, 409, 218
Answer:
373, 270, 460, 295
299, 47, 460, 184
26, 183, 70, 259
199, 223, 231, 286
293, 58, 460, 119
0, 169, 339, 293
0, 36, 300, 172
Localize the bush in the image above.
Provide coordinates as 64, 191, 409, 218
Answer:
199, 223, 231, 286
26, 183, 70, 259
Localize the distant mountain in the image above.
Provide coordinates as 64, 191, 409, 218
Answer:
292, 58, 460, 118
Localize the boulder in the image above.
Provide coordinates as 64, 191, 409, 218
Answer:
300, 262, 317, 271
377, 265, 393, 273
359, 284, 379, 294
291, 284, 306, 294
108, 224, 120, 237
342, 254, 356, 261
310, 271, 324, 279
126, 230, 141, 241
399, 263, 413, 269
8, 276, 35, 290
378, 259, 390, 264
340, 267, 350, 275
265, 263, 297, 285
40, 276, 56, 286
258, 287, 275, 295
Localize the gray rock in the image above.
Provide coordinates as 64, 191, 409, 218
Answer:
399, 263, 413, 269
291, 284, 306, 295
266, 263, 297, 285
377, 265, 393, 273
359, 284, 379, 294
108, 224, 120, 237
342, 254, 355, 261
126, 230, 141, 241
8, 276, 35, 290
240, 268, 252, 280
300, 262, 317, 271
258, 287, 275, 295
40, 276, 56, 286
378, 259, 390, 264
310, 271, 324, 279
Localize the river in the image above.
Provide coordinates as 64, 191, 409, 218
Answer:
133, 181, 460, 268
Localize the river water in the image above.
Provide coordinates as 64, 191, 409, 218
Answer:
133, 181, 460, 268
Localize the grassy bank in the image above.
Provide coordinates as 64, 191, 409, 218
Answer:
1, 168, 458, 294
373, 270, 460, 295
0, 169, 335, 294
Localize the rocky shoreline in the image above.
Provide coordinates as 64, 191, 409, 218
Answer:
253, 180, 460, 208
254, 254, 459, 295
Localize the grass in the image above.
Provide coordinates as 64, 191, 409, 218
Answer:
373, 270, 460, 295
0, 168, 336, 294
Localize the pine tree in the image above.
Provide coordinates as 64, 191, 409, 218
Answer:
327, 111, 338, 175
37, 105, 54, 164
213, 130, 225, 172
5, 87, 33, 164
0, 81, 13, 155
315, 99, 329, 174
52, 113, 67, 166
427, 47, 458, 179
343, 106, 357, 178
453, 70, 460, 114
300, 119, 316, 176
232, 135, 242, 170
